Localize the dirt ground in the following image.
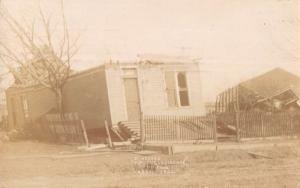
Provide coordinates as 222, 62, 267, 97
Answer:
0, 140, 300, 188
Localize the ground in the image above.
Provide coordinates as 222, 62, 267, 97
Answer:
0, 140, 300, 188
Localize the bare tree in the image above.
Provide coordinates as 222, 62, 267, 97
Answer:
0, 0, 80, 113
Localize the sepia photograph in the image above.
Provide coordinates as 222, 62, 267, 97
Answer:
0, 0, 300, 187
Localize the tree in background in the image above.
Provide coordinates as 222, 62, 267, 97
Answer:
0, 0, 80, 113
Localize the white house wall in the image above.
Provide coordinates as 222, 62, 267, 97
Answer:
106, 63, 205, 125
140, 67, 204, 116
139, 67, 167, 113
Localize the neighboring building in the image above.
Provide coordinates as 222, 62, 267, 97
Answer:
6, 60, 204, 138
216, 68, 300, 113
0, 73, 11, 129
0, 92, 7, 120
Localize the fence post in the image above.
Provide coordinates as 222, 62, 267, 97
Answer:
291, 115, 294, 137
50, 115, 58, 141
104, 118, 113, 148
236, 111, 240, 142
80, 120, 89, 147
261, 113, 265, 139
140, 111, 145, 144
213, 113, 218, 149
176, 116, 180, 141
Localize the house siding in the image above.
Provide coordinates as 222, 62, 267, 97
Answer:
139, 66, 168, 113
63, 69, 110, 129
6, 62, 205, 131
104, 63, 204, 125
6, 86, 56, 129
6, 67, 110, 130
140, 66, 204, 116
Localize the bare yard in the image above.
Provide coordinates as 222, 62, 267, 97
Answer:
0, 140, 300, 188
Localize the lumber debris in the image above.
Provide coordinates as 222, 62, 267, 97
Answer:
77, 144, 107, 151
247, 152, 272, 159
112, 141, 131, 146
133, 150, 158, 156
104, 119, 113, 148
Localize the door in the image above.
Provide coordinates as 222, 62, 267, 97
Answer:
123, 78, 141, 121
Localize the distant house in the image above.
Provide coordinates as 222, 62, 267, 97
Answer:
216, 68, 300, 113
0, 94, 7, 122
0, 74, 11, 129
5, 60, 204, 138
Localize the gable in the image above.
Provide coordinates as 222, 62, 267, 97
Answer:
240, 68, 300, 99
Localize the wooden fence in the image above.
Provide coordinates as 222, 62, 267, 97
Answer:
143, 115, 215, 142
143, 112, 299, 143
41, 113, 88, 144
217, 112, 237, 128
239, 112, 298, 138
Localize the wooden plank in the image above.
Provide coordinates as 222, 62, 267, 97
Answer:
73, 113, 82, 143
177, 116, 180, 141
144, 116, 148, 141
213, 113, 218, 144
247, 152, 272, 159
140, 111, 145, 144
236, 111, 240, 142
81, 120, 90, 147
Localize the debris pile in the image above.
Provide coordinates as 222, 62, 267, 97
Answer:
0, 129, 28, 142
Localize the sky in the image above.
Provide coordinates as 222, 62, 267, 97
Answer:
0, 0, 300, 101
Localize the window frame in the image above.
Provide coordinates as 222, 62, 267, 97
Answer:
175, 72, 190, 107
164, 71, 191, 108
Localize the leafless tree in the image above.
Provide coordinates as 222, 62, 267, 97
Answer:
0, 0, 80, 113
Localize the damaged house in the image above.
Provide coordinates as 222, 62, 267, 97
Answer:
215, 68, 300, 139
216, 68, 300, 113
5, 60, 204, 140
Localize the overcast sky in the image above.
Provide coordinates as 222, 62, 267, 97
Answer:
1, 0, 300, 101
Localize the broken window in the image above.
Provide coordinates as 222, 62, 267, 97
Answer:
165, 71, 190, 107
177, 72, 190, 106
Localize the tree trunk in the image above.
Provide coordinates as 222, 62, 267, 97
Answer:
55, 88, 64, 114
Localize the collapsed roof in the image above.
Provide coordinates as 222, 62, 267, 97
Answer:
216, 68, 300, 112
240, 68, 300, 100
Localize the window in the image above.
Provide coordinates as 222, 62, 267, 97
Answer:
177, 72, 190, 106
21, 96, 29, 118
165, 71, 190, 107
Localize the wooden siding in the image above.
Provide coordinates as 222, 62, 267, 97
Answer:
6, 62, 204, 129
6, 87, 56, 129
62, 69, 110, 129
139, 67, 167, 112
105, 63, 204, 125
6, 69, 110, 129
140, 67, 204, 116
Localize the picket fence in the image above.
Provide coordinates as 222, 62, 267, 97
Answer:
142, 112, 300, 142
41, 113, 88, 144
239, 112, 297, 138
143, 115, 215, 142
